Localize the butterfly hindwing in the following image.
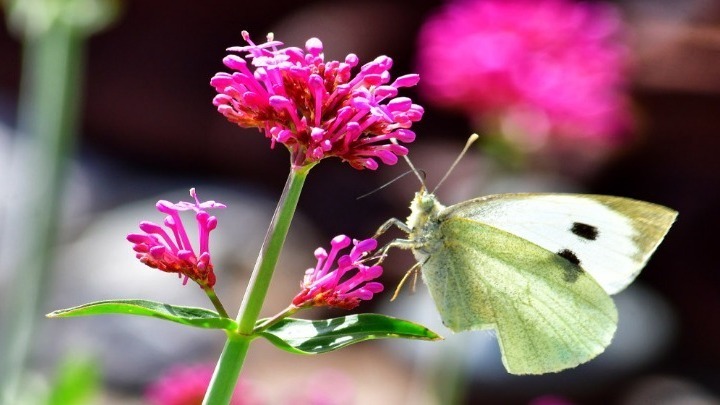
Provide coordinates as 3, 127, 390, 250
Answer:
421, 216, 618, 374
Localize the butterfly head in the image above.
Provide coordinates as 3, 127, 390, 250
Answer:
407, 188, 445, 232
401, 134, 476, 232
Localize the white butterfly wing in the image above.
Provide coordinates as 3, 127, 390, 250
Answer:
442, 194, 678, 295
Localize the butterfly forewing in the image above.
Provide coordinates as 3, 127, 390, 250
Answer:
442, 194, 677, 295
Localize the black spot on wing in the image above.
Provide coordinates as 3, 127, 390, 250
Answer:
557, 249, 583, 282
558, 249, 580, 265
571, 222, 599, 240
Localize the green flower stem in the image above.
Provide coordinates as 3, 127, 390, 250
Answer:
203, 163, 314, 405
254, 305, 300, 333
205, 334, 251, 405
0, 3, 117, 402
0, 17, 82, 405
236, 164, 313, 332
202, 286, 229, 319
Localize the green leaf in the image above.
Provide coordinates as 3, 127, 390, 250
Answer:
258, 314, 442, 354
47, 299, 238, 331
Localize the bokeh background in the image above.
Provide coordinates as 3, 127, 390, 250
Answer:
0, 0, 718, 404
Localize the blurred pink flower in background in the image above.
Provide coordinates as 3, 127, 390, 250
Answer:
145, 363, 260, 405
417, 0, 631, 160
289, 369, 356, 405
529, 394, 576, 405
292, 235, 383, 310
211, 31, 423, 170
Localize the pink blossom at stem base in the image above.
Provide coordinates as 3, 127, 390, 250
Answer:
292, 235, 383, 310
145, 363, 260, 405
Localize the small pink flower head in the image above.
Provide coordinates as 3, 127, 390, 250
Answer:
417, 0, 631, 149
292, 235, 383, 310
211, 31, 423, 170
145, 363, 259, 405
127, 188, 225, 288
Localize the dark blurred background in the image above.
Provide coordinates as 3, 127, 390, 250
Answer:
0, 0, 718, 404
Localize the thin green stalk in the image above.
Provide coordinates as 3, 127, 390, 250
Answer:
0, 4, 117, 402
203, 286, 229, 319
0, 19, 82, 404
236, 164, 313, 332
253, 305, 300, 332
203, 163, 314, 404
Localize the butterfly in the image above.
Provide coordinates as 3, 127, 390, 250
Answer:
376, 135, 677, 375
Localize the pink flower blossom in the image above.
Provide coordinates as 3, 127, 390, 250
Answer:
127, 188, 225, 288
211, 31, 423, 170
292, 235, 383, 310
417, 0, 631, 147
145, 363, 260, 405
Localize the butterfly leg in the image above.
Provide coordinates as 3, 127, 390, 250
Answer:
371, 237, 415, 266
371, 218, 427, 300
391, 262, 422, 301
373, 217, 411, 239
372, 218, 424, 262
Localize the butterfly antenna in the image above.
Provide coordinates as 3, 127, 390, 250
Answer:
432, 133, 480, 194
392, 138, 427, 190
356, 169, 425, 200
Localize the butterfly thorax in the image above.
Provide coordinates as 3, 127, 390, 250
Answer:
406, 190, 446, 258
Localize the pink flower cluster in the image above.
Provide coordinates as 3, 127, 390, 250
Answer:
211, 31, 423, 170
127, 189, 224, 288
417, 0, 630, 145
293, 235, 383, 310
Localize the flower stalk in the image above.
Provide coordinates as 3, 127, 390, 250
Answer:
202, 284, 229, 319
253, 305, 300, 333
203, 163, 313, 404
0, 1, 117, 401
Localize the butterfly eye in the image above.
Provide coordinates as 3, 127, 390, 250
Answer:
420, 195, 436, 209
